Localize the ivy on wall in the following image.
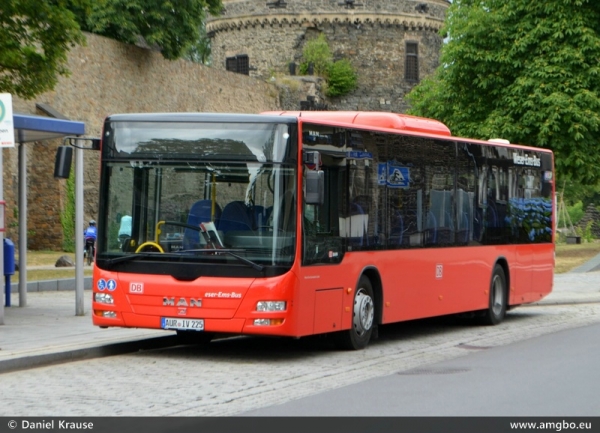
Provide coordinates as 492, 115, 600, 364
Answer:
60, 169, 76, 252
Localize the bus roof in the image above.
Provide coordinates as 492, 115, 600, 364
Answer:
105, 112, 297, 124
262, 111, 452, 137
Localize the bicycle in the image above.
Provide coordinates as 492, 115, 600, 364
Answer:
85, 237, 95, 265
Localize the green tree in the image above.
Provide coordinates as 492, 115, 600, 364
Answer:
0, 0, 89, 100
183, 22, 212, 64
76, 0, 222, 61
407, 0, 600, 185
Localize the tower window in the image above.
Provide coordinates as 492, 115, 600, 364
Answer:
225, 54, 250, 75
405, 42, 419, 82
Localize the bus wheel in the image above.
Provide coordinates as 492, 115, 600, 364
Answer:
480, 265, 507, 325
176, 331, 214, 347
336, 276, 375, 350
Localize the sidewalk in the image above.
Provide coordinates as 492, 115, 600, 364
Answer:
1, 257, 600, 374
0, 290, 179, 373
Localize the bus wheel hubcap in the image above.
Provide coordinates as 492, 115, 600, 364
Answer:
491, 275, 503, 316
353, 289, 374, 336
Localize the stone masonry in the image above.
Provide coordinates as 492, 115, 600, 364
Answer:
208, 0, 450, 112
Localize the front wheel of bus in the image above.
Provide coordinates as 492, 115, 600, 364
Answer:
481, 265, 507, 325
336, 276, 375, 350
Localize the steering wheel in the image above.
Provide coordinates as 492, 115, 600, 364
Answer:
135, 242, 165, 253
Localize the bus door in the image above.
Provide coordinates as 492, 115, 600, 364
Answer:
298, 124, 349, 335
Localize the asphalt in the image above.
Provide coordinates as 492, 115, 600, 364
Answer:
1, 253, 600, 374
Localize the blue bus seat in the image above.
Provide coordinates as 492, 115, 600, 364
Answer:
218, 201, 254, 233
183, 200, 222, 249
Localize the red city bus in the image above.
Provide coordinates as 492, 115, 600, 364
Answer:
92, 111, 554, 349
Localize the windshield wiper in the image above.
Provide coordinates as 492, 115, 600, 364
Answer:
103, 249, 265, 272
105, 252, 163, 265
178, 249, 265, 272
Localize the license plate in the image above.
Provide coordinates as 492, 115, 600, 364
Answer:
161, 317, 204, 331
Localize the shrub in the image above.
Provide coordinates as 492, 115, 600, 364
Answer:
326, 59, 358, 97
575, 221, 595, 243
567, 201, 584, 226
299, 34, 331, 77
298, 34, 358, 98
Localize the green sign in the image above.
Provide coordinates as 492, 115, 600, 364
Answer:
0, 93, 15, 147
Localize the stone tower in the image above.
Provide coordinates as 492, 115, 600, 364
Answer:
207, 0, 450, 112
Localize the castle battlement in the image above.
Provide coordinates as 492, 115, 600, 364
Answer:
208, 0, 450, 113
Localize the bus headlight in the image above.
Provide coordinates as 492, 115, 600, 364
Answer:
94, 293, 114, 304
94, 310, 117, 318
256, 301, 286, 312
254, 318, 284, 326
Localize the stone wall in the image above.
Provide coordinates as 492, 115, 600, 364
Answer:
4, 33, 281, 251
208, 0, 449, 112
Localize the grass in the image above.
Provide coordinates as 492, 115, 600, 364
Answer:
8, 242, 600, 282
11, 251, 93, 283
555, 241, 600, 274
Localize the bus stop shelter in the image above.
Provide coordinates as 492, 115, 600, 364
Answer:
0, 113, 85, 325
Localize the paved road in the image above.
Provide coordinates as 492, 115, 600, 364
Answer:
242, 321, 600, 416
1, 300, 599, 416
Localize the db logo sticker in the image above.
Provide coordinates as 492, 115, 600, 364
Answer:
130, 282, 144, 294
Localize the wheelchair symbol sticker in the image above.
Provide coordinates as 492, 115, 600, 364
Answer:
97, 279, 107, 291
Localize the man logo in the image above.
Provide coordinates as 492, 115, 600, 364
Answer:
163, 297, 202, 307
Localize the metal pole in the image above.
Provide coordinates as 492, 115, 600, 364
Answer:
75, 139, 84, 316
18, 141, 27, 307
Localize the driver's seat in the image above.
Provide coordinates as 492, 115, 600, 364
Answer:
183, 200, 222, 249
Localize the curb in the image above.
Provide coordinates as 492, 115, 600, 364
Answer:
569, 252, 600, 273
7, 277, 92, 293
529, 299, 600, 307
0, 335, 180, 375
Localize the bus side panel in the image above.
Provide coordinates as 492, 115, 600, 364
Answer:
296, 245, 527, 332
376, 246, 516, 324
512, 244, 533, 305
532, 243, 554, 298
516, 243, 554, 305
510, 244, 554, 305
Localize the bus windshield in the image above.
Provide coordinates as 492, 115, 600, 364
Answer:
96, 120, 297, 275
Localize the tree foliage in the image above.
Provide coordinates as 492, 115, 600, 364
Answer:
183, 22, 211, 65
75, 0, 222, 60
407, 0, 600, 184
0, 0, 89, 100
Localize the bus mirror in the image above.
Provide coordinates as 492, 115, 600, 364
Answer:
303, 151, 320, 168
54, 146, 73, 179
305, 170, 324, 205
91, 138, 101, 151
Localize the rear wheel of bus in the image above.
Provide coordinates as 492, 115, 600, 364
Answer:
335, 276, 375, 350
479, 264, 507, 325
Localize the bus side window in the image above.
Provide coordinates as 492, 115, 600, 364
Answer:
302, 167, 344, 265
